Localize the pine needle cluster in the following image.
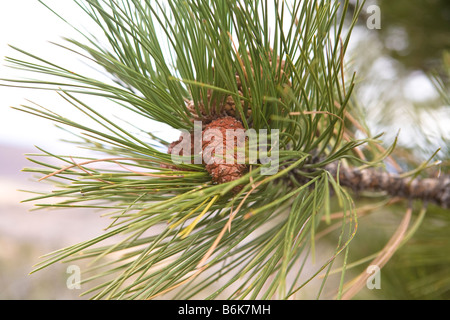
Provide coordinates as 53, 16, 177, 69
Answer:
2, 0, 448, 299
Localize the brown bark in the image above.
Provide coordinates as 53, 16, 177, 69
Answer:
324, 162, 450, 208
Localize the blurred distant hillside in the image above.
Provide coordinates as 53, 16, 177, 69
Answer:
0, 143, 108, 299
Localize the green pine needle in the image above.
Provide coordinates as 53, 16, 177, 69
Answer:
2, 0, 417, 300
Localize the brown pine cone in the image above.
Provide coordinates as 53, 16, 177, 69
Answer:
202, 117, 248, 193
160, 135, 192, 170
162, 116, 248, 194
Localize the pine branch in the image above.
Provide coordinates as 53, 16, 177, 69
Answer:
324, 162, 450, 209
2, 0, 448, 300
283, 153, 449, 209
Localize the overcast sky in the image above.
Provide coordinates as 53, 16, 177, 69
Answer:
0, 0, 178, 154
1, 1, 78, 151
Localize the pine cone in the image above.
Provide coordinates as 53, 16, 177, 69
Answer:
202, 117, 248, 193
162, 116, 248, 194
160, 135, 193, 170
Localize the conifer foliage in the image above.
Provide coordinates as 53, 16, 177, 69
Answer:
2, 0, 448, 299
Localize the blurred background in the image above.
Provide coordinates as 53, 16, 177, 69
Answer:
0, 0, 449, 299
0, 0, 179, 299
0, 0, 96, 299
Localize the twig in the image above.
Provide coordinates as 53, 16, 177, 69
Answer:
325, 162, 450, 209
